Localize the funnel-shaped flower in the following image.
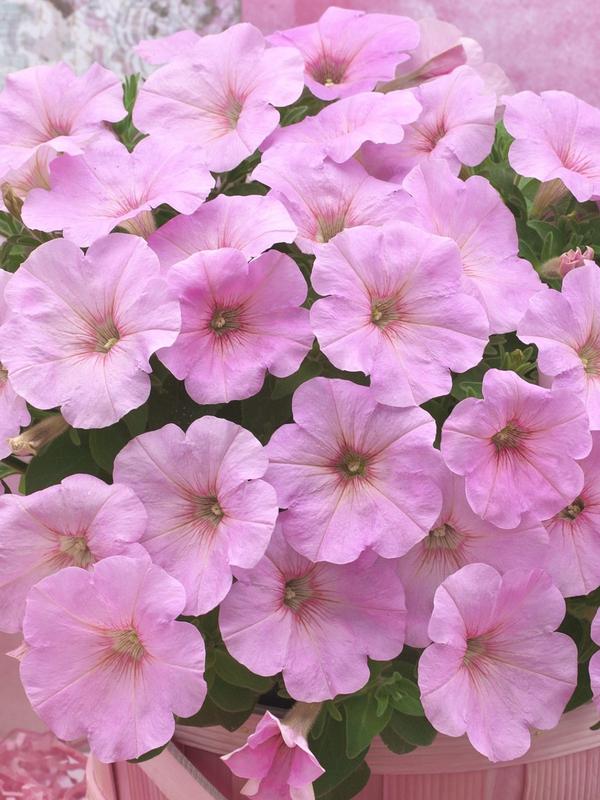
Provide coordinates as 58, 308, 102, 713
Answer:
360, 66, 496, 182
504, 90, 600, 202
0, 270, 29, 459
22, 136, 214, 246
220, 523, 406, 701
20, 554, 207, 762
267, 7, 419, 101
398, 463, 549, 647
223, 708, 324, 800
265, 378, 441, 564
441, 369, 592, 529
310, 224, 488, 407
134, 23, 304, 173
543, 432, 600, 596
400, 162, 540, 334
148, 194, 297, 271
113, 417, 278, 616
419, 564, 577, 762
0, 475, 147, 633
389, 18, 467, 88
261, 90, 422, 165
590, 611, 600, 712
159, 248, 312, 404
0, 62, 124, 180
252, 153, 408, 255
0, 235, 181, 428
518, 264, 600, 430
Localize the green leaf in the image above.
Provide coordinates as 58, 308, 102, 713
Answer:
343, 692, 392, 759
128, 742, 169, 763
376, 674, 424, 717
310, 712, 368, 796
271, 356, 323, 399
89, 422, 130, 472
388, 711, 436, 746
380, 724, 417, 755
317, 762, 371, 800
213, 649, 274, 693
123, 404, 148, 437
209, 675, 258, 713
0, 461, 19, 480
178, 695, 253, 731
25, 432, 104, 493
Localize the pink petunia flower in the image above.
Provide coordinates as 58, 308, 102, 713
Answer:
504, 90, 600, 202
0, 62, 124, 180
389, 18, 468, 89
542, 246, 596, 279
310, 223, 489, 407
260, 90, 422, 165
223, 707, 324, 800
159, 247, 312, 404
398, 463, 549, 648
0, 270, 29, 459
518, 264, 600, 429
0, 474, 147, 633
399, 162, 541, 334
252, 153, 409, 255
542, 432, 600, 596
20, 554, 207, 762
590, 610, 600, 712
441, 369, 592, 529
133, 24, 305, 173
267, 7, 419, 101
22, 136, 214, 246
148, 193, 297, 272
359, 66, 496, 183
220, 523, 406, 701
113, 417, 278, 616
0, 235, 181, 429
419, 564, 577, 762
264, 377, 441, 564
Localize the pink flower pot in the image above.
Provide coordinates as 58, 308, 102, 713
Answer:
87, 703, 600, 799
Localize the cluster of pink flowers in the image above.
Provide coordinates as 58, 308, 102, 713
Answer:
1, 6, 600, 797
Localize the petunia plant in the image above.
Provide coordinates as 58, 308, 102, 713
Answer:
1, 6, 600, 800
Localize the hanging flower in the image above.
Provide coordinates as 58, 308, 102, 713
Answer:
0, 235, 181, 428
0, 270, 29, 459
267, 7, 419, 101
159, 248, 312, 404
310, 223, 489, 407
20, 554, 207, 762
0, 474, 147, 633
148, 193, 297, 272
265, 377, 441, 563
113, 417, 278, 615
419, 564, 577, 761
133, 23, 305, 172
220, 523, 406, 702
441, 369, 592, 529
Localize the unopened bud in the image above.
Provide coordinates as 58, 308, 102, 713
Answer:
9, 414, 69, 456
119, 210, 156, 238
531, 179, 568, 218
2, 183, 23, 220
542, 246, 595, 278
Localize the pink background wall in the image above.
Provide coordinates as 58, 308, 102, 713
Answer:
242, 0, 600, 106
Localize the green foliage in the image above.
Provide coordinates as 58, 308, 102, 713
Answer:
113, 74, 145, 151
0, 212, 58, 272
25, 431, 105, 493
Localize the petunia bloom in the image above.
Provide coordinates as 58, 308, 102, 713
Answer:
0, 270, 29, 459
0, 62, 124, 181
260, 90, 422, 165
310, 223, 489, 407
133, 23, 305, 173
398, 463, 549, 647
518, 264, 600, 430
148, 193, 297, 272
590, 610, 600, 713
265, 377, 441, 564
113, 417, 278, 616
359, 66, 496, 183
441, 369, 592, 529
542, 432, 600, 596
22, 136, 214, 246
223, 707, 324, 800
0, 474, 147, 633
399, 162, 541, 334
386, 18, 468, 89
252, 153, 409, 255
20, 554, 207, 762
159, 247, 312, 404
0, 234, 181, 429
419, 564, 577, 762
267, 7, 419, 101
220, 523, 406, 701
504, 90, 600, 202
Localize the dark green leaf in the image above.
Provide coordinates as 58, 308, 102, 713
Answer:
209, 675, 258, 713
388, 711, 436, 746
123, 404, 148, 437
89, 422, 130, 472
310, 712, 368, 796
343, 692, 391, 759
317, 762, 371, 800
25, 432, 104, 493
178, 695, 253, 731
380, 724, 417, 755
271, 356, 322, 399
213, 649, 274, 693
